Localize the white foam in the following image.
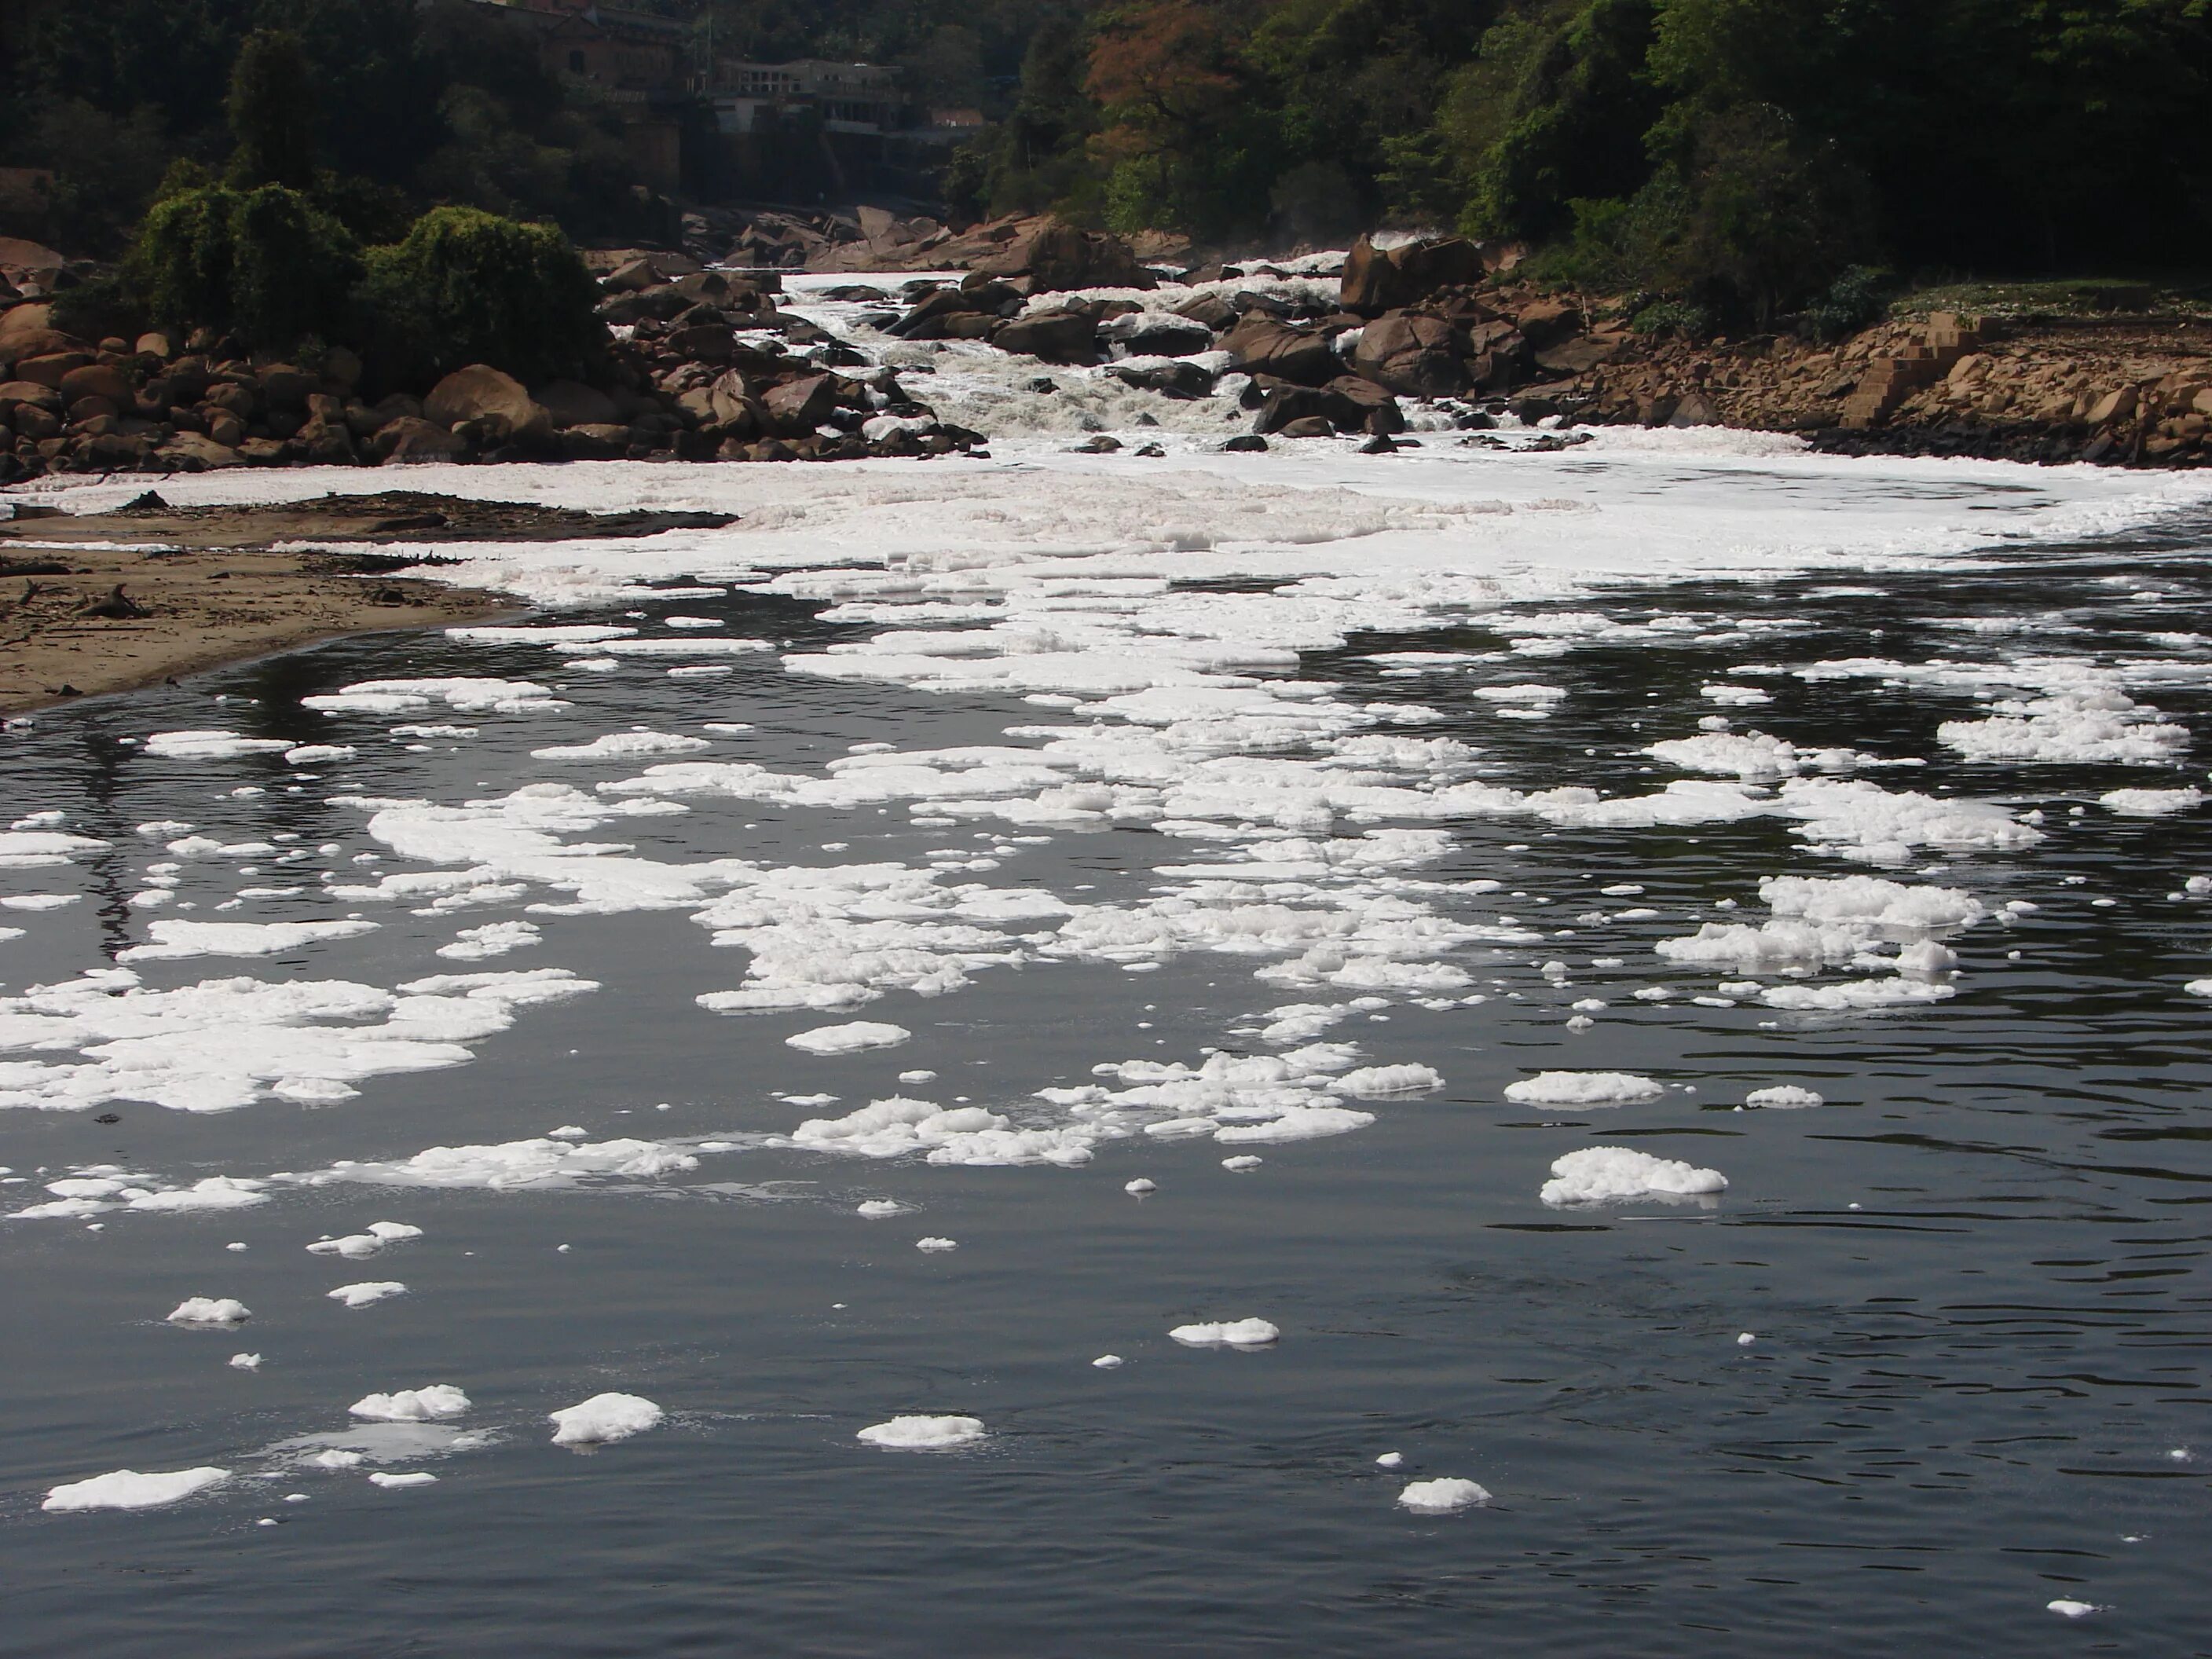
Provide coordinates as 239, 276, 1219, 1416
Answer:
1745, 1086, 1824, 1110
1168, 1317, 1279, 1346
856, 1414, 985, 1450
531, 731, 712, 761
1503, 1071, 1663, 1107
328, 1281, 407, 1308
549, 1392, 664, 1446
786, 1020, 912, 1055
2100, 786, 2202, 815
368, 1470, 438, 1489
43, 1467, 230, 1511
143, 731, 291, 759
116, 919, 379, 961
1397, 1477, 1490, 1514
167, 1296, 251, 1324
1540, 1147, 1727, 1205
349, 1384, 470, 1423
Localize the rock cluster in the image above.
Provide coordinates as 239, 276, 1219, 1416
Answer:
0, 252, 977, 482
706, 207, 1160, 291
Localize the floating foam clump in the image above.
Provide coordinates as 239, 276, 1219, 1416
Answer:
530, 731, 712, 761
856, 1415, 986, 1450
1758, 874, 1983, 928
1169, 1318, 1279, 1346
1745, 1086, 1824, 1110
328, 1282, 407, 1308
549, 1392, 664, 1446
43, 1467, 230, 1511
786, 1021, 913, 1055
167, 1296, 251, 1325
350, 1385, 470, 1423
1540, 1147, 1727, 1206
1397, 1478, 1490, 1514
142, 731, 292, 760
117, 918, 380, 961
2100, 786, 2202, 815
368, 1471, 438, 1489
1503, 1071, 1664, 1107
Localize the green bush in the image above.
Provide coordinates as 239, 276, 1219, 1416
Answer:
356, 205, 602, 386
1799, 263, 1893, 342
123, 182, 361, 349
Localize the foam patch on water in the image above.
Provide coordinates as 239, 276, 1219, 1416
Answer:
549, 1392, 664, 1446
43, 1467, 230, 1511
1540, 1147, 1727, 1205
328, 1281, 407, 1308
0, 967, 596, 1114
1504, 1071, 1664, 1107
350, 1384, 470, 1422
786, 1020, 912, 1055
856, 1414, 985, 1450
1398, 1477, 1490, 1514
1169, 1317, 1279, 1346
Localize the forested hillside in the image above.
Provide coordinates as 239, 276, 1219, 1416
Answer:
5, 0, 2210, 328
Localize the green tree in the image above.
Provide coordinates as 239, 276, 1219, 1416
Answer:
356, 205, 604, 386
225, 27, 318, 190
125, 181, 361, 347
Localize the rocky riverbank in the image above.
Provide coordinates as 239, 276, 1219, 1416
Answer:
5, 224, 2208, 482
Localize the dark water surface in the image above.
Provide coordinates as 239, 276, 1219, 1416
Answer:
3, 516, 2210, 1657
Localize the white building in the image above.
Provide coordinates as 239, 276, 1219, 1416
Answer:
713, 60, 899, 136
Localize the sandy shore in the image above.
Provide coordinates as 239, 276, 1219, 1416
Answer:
0, 489, 736, 714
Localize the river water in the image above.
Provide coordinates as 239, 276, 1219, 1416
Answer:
5, 311, 2212, 1654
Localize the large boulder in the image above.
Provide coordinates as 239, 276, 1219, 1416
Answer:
156, 432, 245, 470
991, 309, 1099, 365
423, 364, 551, 443
1221, 315, 1340, 386
1111, 361, 1217, 398
0, 300, 57, 354
1350, 313, 1467, 397
763, 373, 838, 434
1101, 312, 1214, 357
537, 379, 621, 430
373, 416, 470, 463
975, 218, 1156, 294
1340, 235, 1485, 316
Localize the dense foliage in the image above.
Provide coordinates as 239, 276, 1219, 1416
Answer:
126, 180, 363, 348
6, 0, 2210, 331
0, 0, 666, 253
357, 206, 605, 386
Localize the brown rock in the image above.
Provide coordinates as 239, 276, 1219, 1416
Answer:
0, 301, 57, 353
1350, 312, 1466, 397
321, 346, 364, 392
668, 323, 735, 363
1514, 299, 1583, 349
207, 412, 247, 449
2086, 386, 2138, 427
0, 379, 60, 412
763, 374, 838, 434
374, 416, 470, 463
134, 331, 175, 361
1221, 316, 1340, 386
423, 365, 551, 442
1339, 236, 1485, 316
537, 379, 621, 430
60, 362, 133, 408
256, 364, 317, 411
991, 310, 1098, 365
15, 351, 93, 390
602, 257, 665, 293
1533, 335, 1621, 376
1276, 414, 1335, 439
158, 432, 244, 469
974, 218, 1155, 293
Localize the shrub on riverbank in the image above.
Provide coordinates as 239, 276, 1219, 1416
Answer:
356, 207, 603, 388
126, 183, 362, 351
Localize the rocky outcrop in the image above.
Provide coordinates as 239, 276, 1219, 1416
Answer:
0, 244, 983, 482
